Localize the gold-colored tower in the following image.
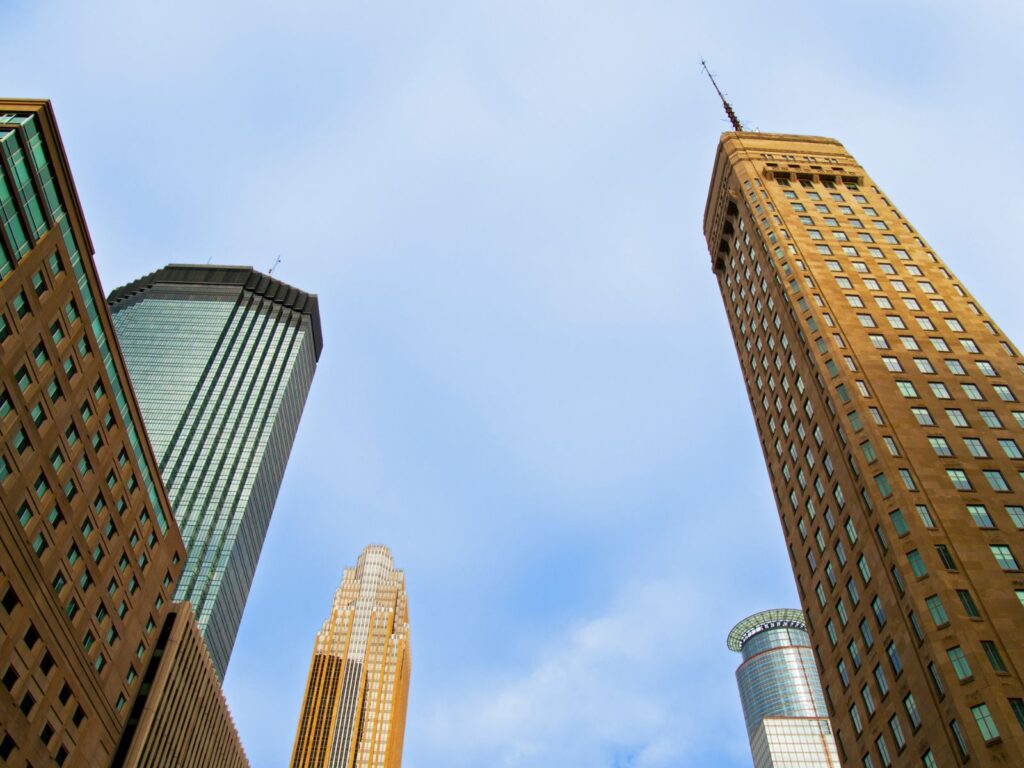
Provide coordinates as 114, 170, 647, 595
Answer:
704, 132, 1024, 765
290, 545, 410, 768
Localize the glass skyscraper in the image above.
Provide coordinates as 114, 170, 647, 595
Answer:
108, 264, 321, 678
728, 609, 840, 768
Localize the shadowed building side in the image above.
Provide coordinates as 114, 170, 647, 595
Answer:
110, 603, 249, 768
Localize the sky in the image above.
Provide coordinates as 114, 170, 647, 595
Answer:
5, 1, 1024, 766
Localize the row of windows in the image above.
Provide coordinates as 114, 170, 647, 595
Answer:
736, 167, 1024, 766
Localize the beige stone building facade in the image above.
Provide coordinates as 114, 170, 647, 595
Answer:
705, 132, 1024, 765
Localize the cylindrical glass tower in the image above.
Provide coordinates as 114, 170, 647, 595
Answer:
727, 609, 840, 768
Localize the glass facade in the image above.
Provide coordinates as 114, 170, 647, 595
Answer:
729, 609, 840, 767
108, 266, 320, 677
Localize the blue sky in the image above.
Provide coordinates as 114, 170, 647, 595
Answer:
6, 1, 1024, 765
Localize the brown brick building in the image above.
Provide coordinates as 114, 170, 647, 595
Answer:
704, 132, 1024, 765
0, 99, 247, 768
0, 99, 185, 766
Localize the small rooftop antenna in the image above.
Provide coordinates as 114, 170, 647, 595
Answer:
269, 254, 282, 275
701, 60, 744, 132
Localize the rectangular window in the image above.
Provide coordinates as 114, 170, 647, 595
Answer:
911, 407, 933, 425
947, 469, 972, 491
907, 550, 927, 578
971, 704, 1000, 743
982, 641, 1007, 673
963, 437, 988, 457
985, 470, 1010, 492
946, 408, 967, 426
1010, 698, 1024, 730
926, 595, 948, 626
980, 409, 1003, 428
947, 646, 972, 680
968, 504, 994, 528
886, 641, 902, 675
957, 589, 980, 618
991, 544, 1019, 571
904, 693, 922, 729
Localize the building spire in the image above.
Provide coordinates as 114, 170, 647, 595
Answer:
701, 60, 744, 132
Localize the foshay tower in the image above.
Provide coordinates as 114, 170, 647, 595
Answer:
704, 131, 1024, 765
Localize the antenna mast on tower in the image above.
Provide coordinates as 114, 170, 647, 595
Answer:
701, 60, 744, 132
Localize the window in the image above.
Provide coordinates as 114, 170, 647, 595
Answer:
875, 734, 891, 767
946, 408, 967, 427
882, 356, 902, 372
1007, 505, 1024, 529
966, 707, 999, 753
936, 544, 956, 570
1000, 439, 1023, 459
904, 693, 921, 729
995, 384, 1017, 402
896, 381, 918, 397
982, 641, 1007, 673
962, 383, 983, 400
907, 550, 927, 577
911, 407, 933, 425
948, 646, 972, 680
850, 703, 863, 734
889, 715, 906, 750
968, 504, 994, 528
947, 469, 971, 491
869, 334, 888, 349
858, 555, 872, 584
928, 436, 952, 457
951, 719, 969, 758
872, 596, 886, 627
887, 641, 902, 675
964, 437, 988, 457
900, 335, 920, 350
889, 509, 908, 536
980, 409, 1003, 427
861, 683, 875, 714
991, 544, 1019, 571
874, 664, 890, 696
984, 470, 1010, 491
1010, 697, 1024, 729
926, 595, 948, 626
929, 382, 951, 399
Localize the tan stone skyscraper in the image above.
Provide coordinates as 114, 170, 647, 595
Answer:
704, 132, 1024, 766
291, 545, 410, 768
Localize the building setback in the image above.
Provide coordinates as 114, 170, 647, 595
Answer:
110, 603, 249, 768
0, 100, 186, 767
728, 609, 840, 767
704, 132, 1024, 764
108, 264, 321, 678
290, 545, 410, 768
